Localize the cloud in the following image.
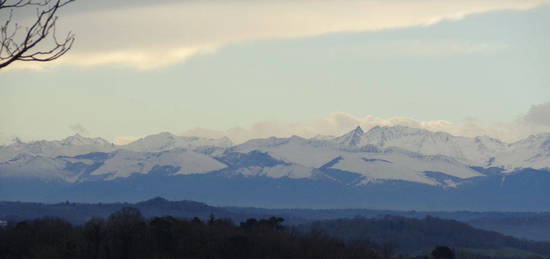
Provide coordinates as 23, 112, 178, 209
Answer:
394, 41, 509, 57
523, 102, 550, 127
181, 103, 550, 144
9, 0, 548, 70
112, 136, 140, 145
69, 123, 89, 135
181, 113, 457, 144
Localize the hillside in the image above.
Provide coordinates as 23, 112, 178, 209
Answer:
301, 216, 550, 256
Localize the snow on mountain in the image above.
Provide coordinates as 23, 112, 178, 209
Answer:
0, 132, 233, 164
331, 154, 436, 185
213, 150, 317, 179
225, 164, 315, 179
233, 130, 483, 186
121, 132, 233, 152
330, 151, 482, 186
2, 127, 550, 186
0, 153, 78, 182
233, 136, 343, 168
492, 133, 550, 171
332, 126, 365, 147
90, 149, 227, 180
330, 126, 507, 166
0, 134, 115, 162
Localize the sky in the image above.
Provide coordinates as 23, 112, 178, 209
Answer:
1, 0, 550, 145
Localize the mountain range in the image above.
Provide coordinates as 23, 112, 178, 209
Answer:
1, 126, 549, 210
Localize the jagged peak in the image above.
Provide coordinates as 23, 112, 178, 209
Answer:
352, 126, 364, 135
341, 126, 364, 137
332, 126, 365, 146
62, 134, 111, 146
11, 137, 24, 145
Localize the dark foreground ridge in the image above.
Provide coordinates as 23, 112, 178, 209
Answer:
2, 207, 550, 259
0, 208, 384, 259
2, 198, 550, 258
2, 197, 550, 241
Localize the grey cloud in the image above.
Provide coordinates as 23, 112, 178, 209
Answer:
69, 123, 89, 135
523, 102, 550, 127
10, 0, 548, 70
180, 102, 550, 144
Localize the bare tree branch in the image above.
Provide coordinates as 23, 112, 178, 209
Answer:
0, 0, 75, 69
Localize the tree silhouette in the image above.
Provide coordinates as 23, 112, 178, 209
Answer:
431, 246, 455, 259
0, 0, 75, 69
0, 209, 385, 259
105, 207, 146, 259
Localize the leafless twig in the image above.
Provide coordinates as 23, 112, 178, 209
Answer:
0, 0, 75, 69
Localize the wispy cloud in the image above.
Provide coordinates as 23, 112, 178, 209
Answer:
112, 136, 140, 145
523, 102, 550, 127
9, 0, 548, 70
394, 41, 509, 57
69, 123, 89, 135
181, 103, 550, 144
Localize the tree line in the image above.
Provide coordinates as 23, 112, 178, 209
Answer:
0, 207, 386, 259
4, 207, 538, 258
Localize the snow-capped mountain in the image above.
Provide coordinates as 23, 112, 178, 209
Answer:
230, 131, 483, 186
0, 133, 233, 162
0, 153, 78, 182
88, 149, 227, 180
2, 127, 550, 210
330, 126, 507, 167
332, 126, 365, 147
1, 126, 550, 187
328, 126, 550, 172
493, 133, 550, 171
122, 132, 233, 153
0, 134, 115, 162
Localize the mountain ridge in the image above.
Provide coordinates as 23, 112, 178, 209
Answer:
1, 126, 550, 210
2, 126, 550, 183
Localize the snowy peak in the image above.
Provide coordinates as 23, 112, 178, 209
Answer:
363, 125, 447, 145
122, 132, 233, 152
331, 125, 445, 149
3, 127, 550, 185
493, 133, 550, 171
331, 125, 454, 151
61, 134, 112, 146
333, 126, 364, 146
513, 133, 550, 150
326, 125, 508, 166
0, 135, 115, 162
89, 148, 227, 180
352, 126, 364, 135
123, 132, 178, 151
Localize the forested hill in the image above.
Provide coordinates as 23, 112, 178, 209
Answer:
301, 216, 550, 257
2, 197, 549, 224
2, 197, 550, 244
0, 208, 384, 259
2, 207, 550, 258
0, 197, 246, 224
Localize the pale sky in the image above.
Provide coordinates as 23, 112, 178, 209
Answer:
1, 0, 550, 144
